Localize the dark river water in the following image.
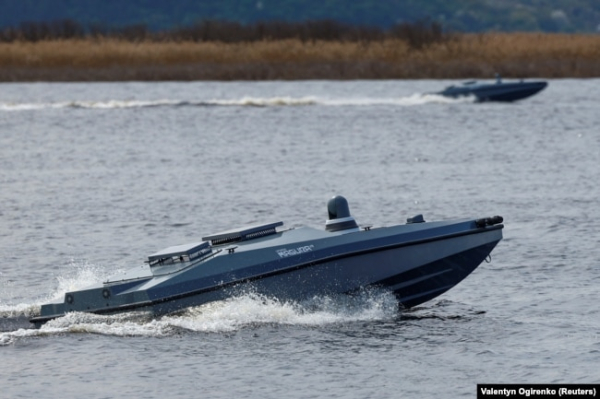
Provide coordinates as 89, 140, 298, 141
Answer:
1, 79, 599, 398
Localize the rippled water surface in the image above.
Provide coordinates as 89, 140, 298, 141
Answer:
1, 79, 599, 398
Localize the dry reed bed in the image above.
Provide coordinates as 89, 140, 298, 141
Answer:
1, 33, 599, 80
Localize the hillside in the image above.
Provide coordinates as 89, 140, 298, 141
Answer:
1, 0, 600, 33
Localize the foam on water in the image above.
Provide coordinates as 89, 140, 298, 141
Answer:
166, 289, 399, 332
0, 288, 399, 345
212, 96, 318, 107
0, 259, 110, 320
321, 93, 475, 106
1, 256, 399, 344
0, 93, 472, 111
51, 260, 109, 299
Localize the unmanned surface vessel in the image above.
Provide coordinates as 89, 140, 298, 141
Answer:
31, 196, 504, 326
437, 74, 547, 102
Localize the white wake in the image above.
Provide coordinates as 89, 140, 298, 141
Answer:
0, 94, 473, 112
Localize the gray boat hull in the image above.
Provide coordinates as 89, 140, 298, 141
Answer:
438, 79, 547, 102
32, 212, 503, 326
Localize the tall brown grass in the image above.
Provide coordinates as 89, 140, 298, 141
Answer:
1, 33, 599, 81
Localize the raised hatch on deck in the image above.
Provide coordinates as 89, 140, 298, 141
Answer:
202, 221, 283, 246
148, 241, 211, 266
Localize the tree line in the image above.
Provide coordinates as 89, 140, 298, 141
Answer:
0, 19, 454, 50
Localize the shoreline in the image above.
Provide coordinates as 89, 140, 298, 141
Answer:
2, 34, 599, 81
3, 61, 597, 82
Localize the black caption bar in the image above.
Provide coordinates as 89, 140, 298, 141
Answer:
478, 385, 598, 399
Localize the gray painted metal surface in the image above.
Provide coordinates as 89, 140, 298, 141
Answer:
437, 75, 548, 102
